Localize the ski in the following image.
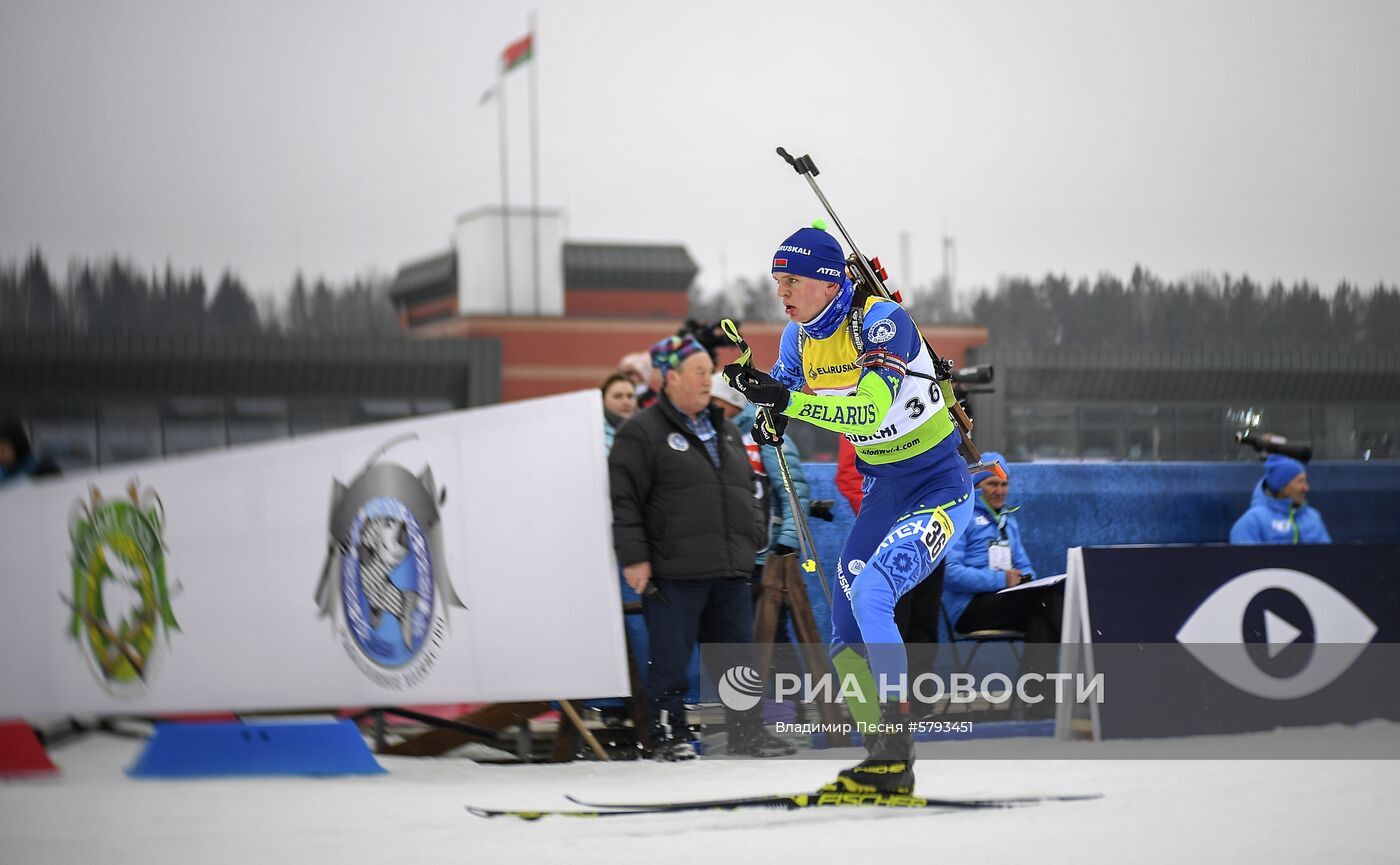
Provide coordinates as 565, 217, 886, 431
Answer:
467, 790, 1101, 820
467, 804, 677, 820
566, 791, 1101, 811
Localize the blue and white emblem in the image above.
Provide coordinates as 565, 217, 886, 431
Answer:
667, 433, 690, 452
316, 435, 465, 688
868, 319, 897, 344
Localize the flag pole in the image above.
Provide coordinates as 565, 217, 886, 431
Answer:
496, 62, 513, 314
528, 10, 541, 315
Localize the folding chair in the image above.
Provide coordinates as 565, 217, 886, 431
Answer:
939, 602, 1025, 716
940, 602, 1025, 672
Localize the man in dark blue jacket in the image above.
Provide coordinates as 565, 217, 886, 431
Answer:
1230, 454, 1331, 545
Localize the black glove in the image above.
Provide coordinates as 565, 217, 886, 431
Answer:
723, 364, 791, 413
771, 543, 797, 557
808, 500, 835, 522
751, 411, 787, 447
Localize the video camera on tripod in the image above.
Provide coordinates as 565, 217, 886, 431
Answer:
1235, 429, 1313, 463
1230, 407, 1313, 462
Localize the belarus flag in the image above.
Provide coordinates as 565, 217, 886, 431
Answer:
502, 33, 533, 72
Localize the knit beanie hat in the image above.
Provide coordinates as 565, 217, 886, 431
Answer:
772, 223, 848, 284
1264, 453, 1306, 492
649, 334, 707, 376
618, 351, 651, 384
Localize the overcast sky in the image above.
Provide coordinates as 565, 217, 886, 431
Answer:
2, 0, 1397, 308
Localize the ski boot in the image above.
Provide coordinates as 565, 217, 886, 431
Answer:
822, 702, 914, 794
649, 708, 698, 761
651, 738, 698, 761
727, 710, 797, 758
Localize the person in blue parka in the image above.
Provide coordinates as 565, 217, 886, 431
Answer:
1230, 454, 1331, 545
941, 452, 1062, 718
942, 452, 1061, 645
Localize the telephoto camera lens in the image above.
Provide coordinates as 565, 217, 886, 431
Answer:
951, 365, 994, 385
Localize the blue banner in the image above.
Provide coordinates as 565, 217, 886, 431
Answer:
1078, 544, 1400, 739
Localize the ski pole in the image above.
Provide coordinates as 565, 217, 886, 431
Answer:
774, 147, 1005, 482
719, 319, 832, 608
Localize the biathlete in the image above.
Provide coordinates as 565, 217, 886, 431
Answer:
723, 221, 974, 794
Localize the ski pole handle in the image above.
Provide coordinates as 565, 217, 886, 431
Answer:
720, 318, 751, 367
720, 318, 783, 439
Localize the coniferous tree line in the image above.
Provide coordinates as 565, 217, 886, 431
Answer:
966, 266, 1398, 351
690, 264, 1399, 352
0, 249, 399, 337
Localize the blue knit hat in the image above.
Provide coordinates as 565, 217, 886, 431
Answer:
649, 334, 707, 376
772, 224, 848, 284
1264, 453, 1305, 492
972, 451, 1006, 486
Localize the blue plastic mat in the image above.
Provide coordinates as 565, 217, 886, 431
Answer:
128, 718, 385, 778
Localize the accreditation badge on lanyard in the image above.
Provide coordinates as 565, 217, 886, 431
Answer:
987, 510, 1012, 571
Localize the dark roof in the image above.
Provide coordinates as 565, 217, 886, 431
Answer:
563, 242, 697, 292
390, 251, 456, 304
0, 333, 500, 405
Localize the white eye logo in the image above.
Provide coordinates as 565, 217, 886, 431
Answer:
1176, 568, 1377, 700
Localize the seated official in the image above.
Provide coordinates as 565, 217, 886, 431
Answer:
1229, 454, 1331, 545
942, 452, 1062, 646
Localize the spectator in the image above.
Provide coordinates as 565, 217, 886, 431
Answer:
1230, 454, 1332, 544
609, 335, 791, 760
600, 372, 638, 454
0, 419, 60, 487
594, 372, 645, 731
943, 452, 1062, 716
618, 351, 658, 411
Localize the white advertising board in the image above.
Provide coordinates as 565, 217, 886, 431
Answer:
0, 391, 628, 716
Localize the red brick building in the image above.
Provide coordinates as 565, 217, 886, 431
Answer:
392, 238, 988, 419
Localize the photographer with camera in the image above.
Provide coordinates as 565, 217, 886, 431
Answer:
1230, 453, 1331, 545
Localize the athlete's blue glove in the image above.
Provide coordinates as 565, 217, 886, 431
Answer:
723, 364, 791, 413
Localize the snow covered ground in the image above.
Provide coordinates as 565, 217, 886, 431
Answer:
4, 725, 1400, 865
